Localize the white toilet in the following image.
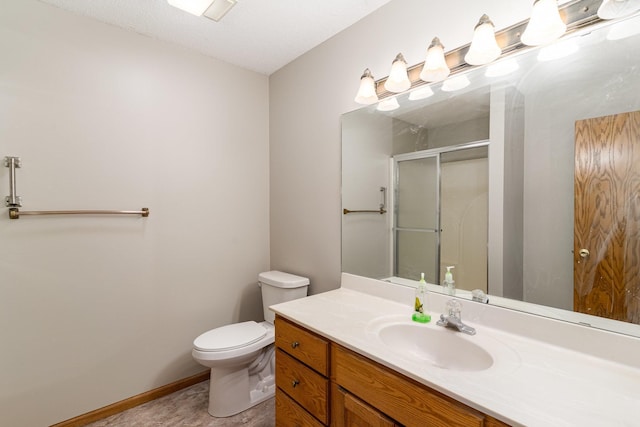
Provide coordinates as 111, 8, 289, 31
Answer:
192, 270, 309, 417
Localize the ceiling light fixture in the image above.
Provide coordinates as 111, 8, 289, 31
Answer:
167, 0, 237, 21
420, 37, 450, 82
597, 0, 640, 19
465, 15, 502, 66
384, 54, 411, 93
521, 0, 566, 46
354, 69, 379, 105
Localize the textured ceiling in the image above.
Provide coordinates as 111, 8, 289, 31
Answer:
37, 0, 393, 75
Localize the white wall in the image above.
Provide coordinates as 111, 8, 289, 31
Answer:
269, 0, 535, 295
0, 2, 269, 426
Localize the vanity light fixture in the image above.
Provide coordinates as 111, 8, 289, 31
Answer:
408, 86, 435, 101
521, 0, 567, 46
598, 0, 640, 19
167, 0, 237, 21
377, 97, 400, 111
465, 15, 502, 66
441, 75, 470, 92
384, 54, 411, 93
354, 69, 379, 105
485, 59, 520, 77
537, 38, 579, 61
419, 37, 450, 82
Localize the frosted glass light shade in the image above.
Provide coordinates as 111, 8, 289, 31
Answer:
409, 86, 434, 101
521, 0, 567, 46
537, 39, 579, 61
420, 37, 450, 82
485, 59, 519, 77
598, 0, 640, 19
354, 69, 379, 105
465, 15, 502, 65
377, 97, 400, 111
167, 0, 213, 16
441, 75, 470, 92
384, 53, 411, 93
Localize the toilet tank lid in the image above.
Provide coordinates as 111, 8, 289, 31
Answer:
259, 270, 310, 288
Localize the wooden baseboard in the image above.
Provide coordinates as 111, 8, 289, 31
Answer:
50, 370, 210, 427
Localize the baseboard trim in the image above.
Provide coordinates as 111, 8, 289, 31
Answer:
50, 370, 210, 427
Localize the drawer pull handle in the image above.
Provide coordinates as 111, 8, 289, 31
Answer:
292, 379, 300, 388
291, 341, 300, 348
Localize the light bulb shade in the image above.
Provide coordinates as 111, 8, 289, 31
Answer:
441, 75, 470, 92
408, 86, 434, 101
420, 37, 450, 82
485, 59, 520, 77
521, 0, 567, 46
354, 69, 379, 105
537, 39, 579, 61
384, 53, 411, 93
377, 97, 400, 111
167, 0, 213, 16
598, 0, 640, 19
465, 15, 502, 65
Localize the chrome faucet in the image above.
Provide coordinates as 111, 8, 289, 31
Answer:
436, 299, 476, 335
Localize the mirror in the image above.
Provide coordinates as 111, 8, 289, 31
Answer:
341, 14, 640, 337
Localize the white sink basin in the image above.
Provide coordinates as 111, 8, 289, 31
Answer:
377, 322, 494, 371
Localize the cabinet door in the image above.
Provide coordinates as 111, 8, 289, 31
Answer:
332, 384, 398, 427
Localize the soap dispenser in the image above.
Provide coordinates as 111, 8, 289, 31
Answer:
443, 266, 455, 296
412, 273, 431, 323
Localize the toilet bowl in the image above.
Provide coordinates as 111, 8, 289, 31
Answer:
192, 271, 309, 417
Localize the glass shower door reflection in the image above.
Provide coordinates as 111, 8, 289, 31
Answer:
394, 155, 439, 282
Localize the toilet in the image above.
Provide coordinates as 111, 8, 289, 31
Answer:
192, 270, 309, 417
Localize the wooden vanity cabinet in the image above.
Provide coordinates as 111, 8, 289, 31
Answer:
274, 315, 511, 427
275, 316, 330, 426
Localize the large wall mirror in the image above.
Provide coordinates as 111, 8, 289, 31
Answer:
341, 13, 640, 338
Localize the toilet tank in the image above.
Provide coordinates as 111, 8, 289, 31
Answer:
259, 271, 309, 324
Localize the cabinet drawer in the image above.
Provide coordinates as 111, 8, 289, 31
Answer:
275, 316, 329, 375
276, 349, 329, 424
276, 388, 325, 427
332, 344, 485, 427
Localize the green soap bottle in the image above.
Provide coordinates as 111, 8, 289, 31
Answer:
412, 273, 431, 323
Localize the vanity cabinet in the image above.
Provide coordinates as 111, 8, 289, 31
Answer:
275, 316, 330, 426
275, 315, 511, 427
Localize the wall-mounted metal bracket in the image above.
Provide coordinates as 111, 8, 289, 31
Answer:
4, 156, 22, 207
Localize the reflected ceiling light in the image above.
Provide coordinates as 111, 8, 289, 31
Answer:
408, 86, 435, 101
354, 69, 379, 105
420, 37, 450, 82
606, 15, 640, 39
485, 59, 520, 77
465, 15, 502, 65
537, 39, 579, 61
521, 0, 567, 46
597, 0, 640, 19
377, 97, 400, 111
384, 53, 411, 93
441, 75, 470, 92
167, 0, 237, 20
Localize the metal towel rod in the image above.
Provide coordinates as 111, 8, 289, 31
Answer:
4, 156, 150, 220
343, 187, 387, 215
8, 208, 150, 220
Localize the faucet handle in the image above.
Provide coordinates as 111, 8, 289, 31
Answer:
446, 299, 462, 319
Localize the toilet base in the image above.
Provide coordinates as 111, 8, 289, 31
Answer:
207, 344, 275, 417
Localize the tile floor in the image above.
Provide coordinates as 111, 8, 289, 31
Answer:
85, 380, 275, 427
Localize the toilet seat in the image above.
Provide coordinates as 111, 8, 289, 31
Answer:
194, 321, 267, 352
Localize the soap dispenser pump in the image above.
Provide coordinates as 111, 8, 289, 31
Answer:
444, 266, 455, 296
412, 273, 431, 323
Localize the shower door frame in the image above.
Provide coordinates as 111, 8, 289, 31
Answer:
391, 140, 490, 285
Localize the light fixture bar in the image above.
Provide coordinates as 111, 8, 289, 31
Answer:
373, 0, 602, 100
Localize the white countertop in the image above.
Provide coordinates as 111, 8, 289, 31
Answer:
270, 274, 640, 427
